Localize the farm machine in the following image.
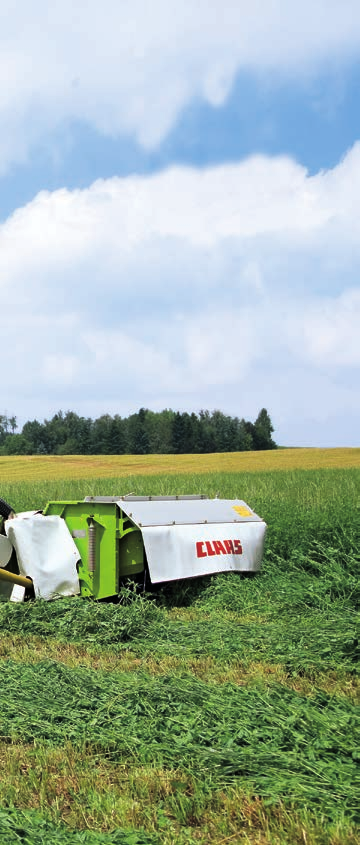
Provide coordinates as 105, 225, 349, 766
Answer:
0, 494, 267, 601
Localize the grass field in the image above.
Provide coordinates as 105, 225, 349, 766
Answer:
0, 450, 358, 844
0, 446, 359, 484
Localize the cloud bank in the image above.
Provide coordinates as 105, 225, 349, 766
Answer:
1, 1, 360, 172
1, 145, 359, 445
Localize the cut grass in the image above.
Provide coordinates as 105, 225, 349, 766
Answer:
0, 745, 358, 844
0, 531, 358, 675
0, 635, 358, 700
0, 807, 158, 845
0, 660, 358, 824
0, 464, 358, 843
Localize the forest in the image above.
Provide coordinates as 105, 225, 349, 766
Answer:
0, 408, 276, 455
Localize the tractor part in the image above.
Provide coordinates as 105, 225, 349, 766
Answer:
0, 534, 13, 567
0, 496, 15, 519
5, 513, 80, 601
0, 567, 33, 589
43, 495, 267, 600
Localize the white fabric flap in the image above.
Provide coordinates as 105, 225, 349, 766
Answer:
141, 520, 267, 583
5, 514, 80, 600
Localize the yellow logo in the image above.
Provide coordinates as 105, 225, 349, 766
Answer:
233, 505, 252, 517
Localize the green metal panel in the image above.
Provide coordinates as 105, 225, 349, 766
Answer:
118, 527, 144, 577
43, 500, 144, 599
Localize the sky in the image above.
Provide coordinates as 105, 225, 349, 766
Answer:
1, 1, 360, 447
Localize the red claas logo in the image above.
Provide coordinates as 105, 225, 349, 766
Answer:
196, 539, 243, 558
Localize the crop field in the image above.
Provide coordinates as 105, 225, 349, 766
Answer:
0, 450, 359, 844
0, 446, 359, 484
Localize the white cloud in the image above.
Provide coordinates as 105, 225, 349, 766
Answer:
1, 145, 360, 444
1, 1, 360, 172
291, 289, 360, 367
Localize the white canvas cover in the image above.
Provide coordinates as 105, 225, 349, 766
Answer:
140, 521, 266, 582
5, 514, 80, 600
117, 497, 266, 583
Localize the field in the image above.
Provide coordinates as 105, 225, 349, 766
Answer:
0, 449, 359, 844
0, 447, 359, 484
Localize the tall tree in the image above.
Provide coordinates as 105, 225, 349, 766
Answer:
22, 420, 47, 454
253, 408, 276, 450
91, 414, 114, 454
237, 418, 253, 451
0, 415, 9, 445
145, 409, 174, 453
128, 409, 150, 455
172, 412, 187, 454
1, 434, 32, 455
198, 410, 216, 453
109, 415, 127, 454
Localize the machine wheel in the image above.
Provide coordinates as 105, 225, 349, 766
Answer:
0, 497, 15, 519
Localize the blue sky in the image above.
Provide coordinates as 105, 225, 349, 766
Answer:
1, 1, 359, 446
2, 64, 360, 220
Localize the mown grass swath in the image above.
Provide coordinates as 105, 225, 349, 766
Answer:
0, 807, 159, 844
0, 457, 358, 843
0, 660, 359, 818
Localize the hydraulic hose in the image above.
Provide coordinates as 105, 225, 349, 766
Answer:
0, 568, 33, 589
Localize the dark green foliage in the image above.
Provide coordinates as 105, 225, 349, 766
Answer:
0, 413, 17, 445
1, 407, 277, 454
172, 412, 191, 454
1, 434, 32, 455
253, 408, 276, 450
128, 409, 151, 455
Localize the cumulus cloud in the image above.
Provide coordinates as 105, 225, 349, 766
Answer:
1, 1, 360, 172
1, 145, 359, 444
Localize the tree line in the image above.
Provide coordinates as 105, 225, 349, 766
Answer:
0, 408, 276, 456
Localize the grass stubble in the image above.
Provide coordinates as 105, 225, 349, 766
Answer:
0, 455, 358, 844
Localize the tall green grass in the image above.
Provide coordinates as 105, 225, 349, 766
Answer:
1, 467, 358, 556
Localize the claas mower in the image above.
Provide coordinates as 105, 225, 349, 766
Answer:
0, 494, 267, 602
